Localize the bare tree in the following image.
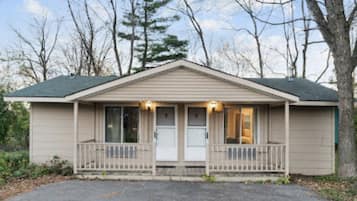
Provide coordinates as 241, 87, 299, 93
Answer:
233, 0, 271, 77
108, 0, 123, 75
216, 43, 260, 76
180, 0, 210, 66
280, 1, 299, 78
7, 17, 60, 83
315, 50, 332, 83
301, 0, 311, 78
67, 0, 110, 76
306, 0, 357, 177
60, 33, 87, 75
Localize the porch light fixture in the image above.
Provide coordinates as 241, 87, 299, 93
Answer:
146, 100, 152, 111
210, 101, 217, 112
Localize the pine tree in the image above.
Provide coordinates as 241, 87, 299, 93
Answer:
120, 0, 188, 72
118, 0, 140, 74
146, 34, 188, 63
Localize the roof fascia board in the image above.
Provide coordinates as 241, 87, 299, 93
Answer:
4, 97, 70, 103
291, 101, 338, 106
66, 60, 299, 102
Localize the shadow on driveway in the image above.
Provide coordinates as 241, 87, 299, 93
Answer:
8, 180, 326, 201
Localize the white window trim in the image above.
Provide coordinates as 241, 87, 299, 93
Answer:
103, 104, 141, 143
223, 105, 259, 145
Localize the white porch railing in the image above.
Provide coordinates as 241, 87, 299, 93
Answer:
209, 144, 286, 173
77, 143, 153, 172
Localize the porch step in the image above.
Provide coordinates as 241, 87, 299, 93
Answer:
156, 166, 205, 176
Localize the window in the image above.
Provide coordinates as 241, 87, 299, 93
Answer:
105, 106, 139, 143
224, 107, 257, 144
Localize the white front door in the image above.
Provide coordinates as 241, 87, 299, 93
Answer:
185, 106, 207, 161
155, 106, 177, 161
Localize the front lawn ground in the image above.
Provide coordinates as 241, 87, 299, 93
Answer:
0, 175, 71, 200
292, 175, 357, 201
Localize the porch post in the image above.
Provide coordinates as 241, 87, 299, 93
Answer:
284, 101, 290, 176
205, 138, 209, 176
73, 101, 79, 174
152, 137, 156, 176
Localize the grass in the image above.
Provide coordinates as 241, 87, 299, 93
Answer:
275, 176, 290, 185
202, 175, 216, 182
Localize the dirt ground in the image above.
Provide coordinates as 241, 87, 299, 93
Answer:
0, 175, 71, 200
292, 175, 357, 201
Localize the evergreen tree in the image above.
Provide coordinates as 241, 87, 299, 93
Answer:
146, 34, 188, 63
119, 0, 188, 71
0, 90, 12, 145
118, 0, 140, 74
0, 89, 29, 149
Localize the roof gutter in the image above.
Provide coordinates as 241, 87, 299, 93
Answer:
291, 101, 338, 106
4, 96, 71, 103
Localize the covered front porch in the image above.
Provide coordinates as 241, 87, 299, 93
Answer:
72, 100, 290, 177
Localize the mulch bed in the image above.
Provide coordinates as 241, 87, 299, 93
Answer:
0, 175, 71, 200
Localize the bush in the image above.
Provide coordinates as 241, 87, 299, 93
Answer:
0, 151, 72, 186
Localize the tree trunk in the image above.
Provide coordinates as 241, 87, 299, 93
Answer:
254, 35, 263, 78
141, 1, 148, 69
334, 54, 357, 177
127, 0, 136, 74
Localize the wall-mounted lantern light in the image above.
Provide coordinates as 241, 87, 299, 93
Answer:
146, 100, 152, 111
210, 101, 217, 112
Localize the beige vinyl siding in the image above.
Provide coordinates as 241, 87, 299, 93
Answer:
270, 106, 335, 175
84, 67, 282, 102
31, 103, 95, 164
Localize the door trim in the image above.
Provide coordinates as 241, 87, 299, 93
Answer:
154, 104, 178, 161
184, 104, 209, 161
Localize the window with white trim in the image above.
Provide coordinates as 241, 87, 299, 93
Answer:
105, 106, 139, 143
224, 106, 257, 144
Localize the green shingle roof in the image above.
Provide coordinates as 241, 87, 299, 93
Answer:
246, 78, 338, 101
6, 75, 118, 98
5, 74, 338, 102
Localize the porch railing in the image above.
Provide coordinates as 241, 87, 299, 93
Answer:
208, 144, 286, 173
77, 143, 153, 172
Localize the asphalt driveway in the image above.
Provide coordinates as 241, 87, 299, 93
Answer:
8, 180, 326, 201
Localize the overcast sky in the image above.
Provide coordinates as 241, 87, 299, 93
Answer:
0, 0, 334, 86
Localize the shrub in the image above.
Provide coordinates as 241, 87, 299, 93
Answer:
0, 151, 72, 186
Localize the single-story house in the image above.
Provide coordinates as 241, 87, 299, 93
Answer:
4, 60, 338, 177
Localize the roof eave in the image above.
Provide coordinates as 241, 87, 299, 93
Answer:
291, 101, 338, 106
4, 96, 71, 103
